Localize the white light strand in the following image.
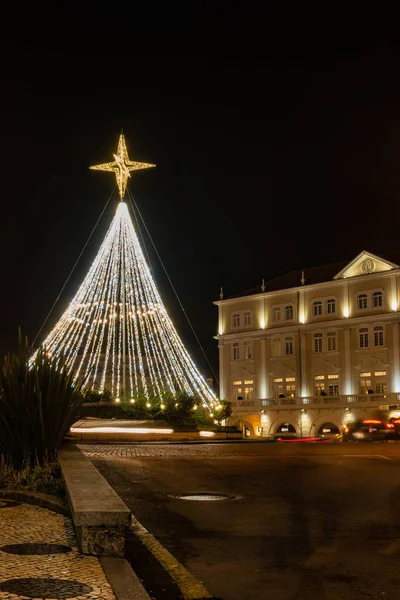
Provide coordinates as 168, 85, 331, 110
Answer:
35, 202, 218, 408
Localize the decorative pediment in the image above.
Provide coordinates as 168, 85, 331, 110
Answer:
311, 358, 341, 374
270, 361, 297, 378
355, 354, 389, 372
333, 251, 398, 280
231, 364, 255, 379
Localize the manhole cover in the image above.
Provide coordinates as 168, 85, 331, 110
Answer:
1, 543, 72, 555
0, 499, 20, 508
171, 493, 237, 501
0, 578, 91, 599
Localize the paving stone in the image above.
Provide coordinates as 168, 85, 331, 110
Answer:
0, 499, 117, 600
79, 442, 262, 458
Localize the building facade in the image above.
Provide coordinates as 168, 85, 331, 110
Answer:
214, 251, 400, 437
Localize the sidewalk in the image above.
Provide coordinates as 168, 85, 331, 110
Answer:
0, 496, 117, 600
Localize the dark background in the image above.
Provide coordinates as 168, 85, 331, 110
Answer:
1, 6, 399, 381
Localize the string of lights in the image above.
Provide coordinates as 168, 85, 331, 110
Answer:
33, 134, 218, 409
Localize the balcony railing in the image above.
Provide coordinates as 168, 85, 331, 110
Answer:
233, 393, 400, 411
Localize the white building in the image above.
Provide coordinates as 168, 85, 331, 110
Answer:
214, 250, 400, 437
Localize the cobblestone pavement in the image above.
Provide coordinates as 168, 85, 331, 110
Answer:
0, 499, 116, 600
78, 441, 400, 459
78, 442, 272, 458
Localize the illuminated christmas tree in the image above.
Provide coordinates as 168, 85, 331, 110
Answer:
36, 133, 217, 408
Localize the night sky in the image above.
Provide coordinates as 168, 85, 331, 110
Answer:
1, 8, 399, 381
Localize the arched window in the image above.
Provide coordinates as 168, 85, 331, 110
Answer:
374, 325, 384, 347
327, 331, 337, 352
285, 336, 294, 355
359, 327, 369, 348
285, 305, 293, 320
314, 332, 323, 353
326, 298, 336, 314
372, 291, 383, 308
244, 341, 252, 359
358, 294, 368, 310
313, 301, 322, 316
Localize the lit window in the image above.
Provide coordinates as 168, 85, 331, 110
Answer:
358, 294, 368, 310
273, 307, 281, 322
315, 380, 325, 395
232, 313, 240, 327
327, 374, 339, 379
327, 331, 337, 352
285, 383, 296, 397
359, 372, 371, 377
244, 387, 253, 400
374, 325, 384, 347
359, 377, 371, 394
327, 298, 336, 314
375, 371, 386, 377
285, 336, 294, 355
314, 333, 323, 353
285, 377, 296, 396
313, 301, 322, 316
285, 305, 293, 320
244, 379, 254, 384
232, 381, 243, 402
372, 291, 383, 308
314, 375, 324, 380
244, 311, 251, 326
233, 343, 240, 360
272, 338, 281, 357
244, 341, 252, 359
359, 327, 369, 348
273, 378, 283, 398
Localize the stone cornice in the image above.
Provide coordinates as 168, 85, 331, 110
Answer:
213, 268, 400, 306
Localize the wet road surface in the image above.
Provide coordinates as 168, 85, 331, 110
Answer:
80, 442, 400, 599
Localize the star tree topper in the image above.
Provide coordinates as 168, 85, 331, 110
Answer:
90, 132, 155, 198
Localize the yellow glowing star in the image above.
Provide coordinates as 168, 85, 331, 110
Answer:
90, 133, 155, 198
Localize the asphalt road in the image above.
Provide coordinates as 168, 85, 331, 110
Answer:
81, 442, 400, 600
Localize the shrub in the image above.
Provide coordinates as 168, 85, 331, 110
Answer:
0, 455, 64, 497
214, 401, 233, 425
77, 389, 216, 429
84, 388, 113, 403
0, 333, 85, 467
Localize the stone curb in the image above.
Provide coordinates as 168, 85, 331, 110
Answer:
100, 557, 151, 600
0, 489, 70, 517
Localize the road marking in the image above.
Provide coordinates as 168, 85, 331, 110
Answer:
342, 454, 391, 460
130, 515, 212, 600
287, 454, 392, 461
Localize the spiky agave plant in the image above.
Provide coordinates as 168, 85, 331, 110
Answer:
0, 332, 85, 467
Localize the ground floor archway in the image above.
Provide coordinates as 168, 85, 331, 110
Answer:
310, 415, 343, 437
268, 417, 300, 437
316, 422, 341, 438
275, 423, 297, 435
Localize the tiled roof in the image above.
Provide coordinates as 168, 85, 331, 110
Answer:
227, 250, 400, 299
